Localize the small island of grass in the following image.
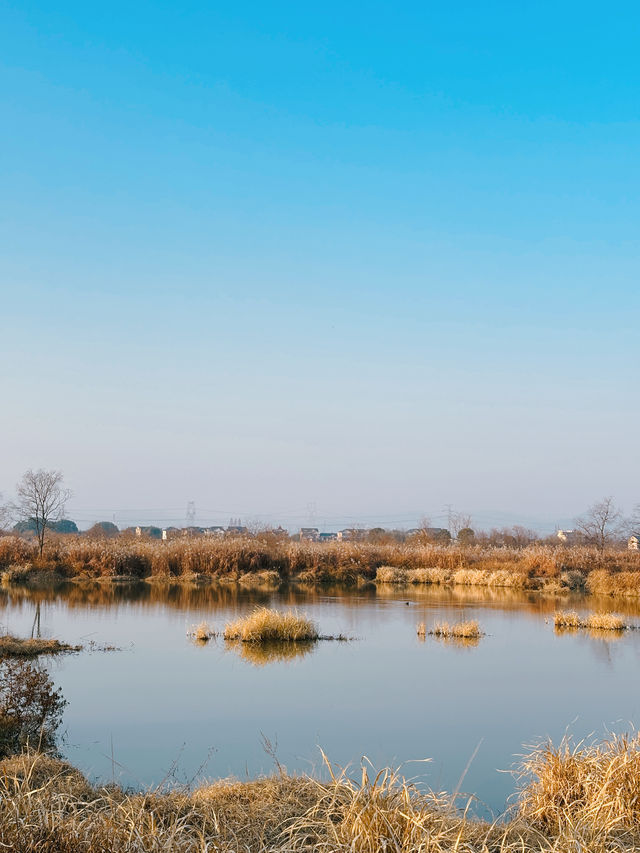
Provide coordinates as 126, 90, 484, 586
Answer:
0, 634, 81, 658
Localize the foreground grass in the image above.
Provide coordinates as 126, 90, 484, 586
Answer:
2, 733, 640, 852
223, 607, 319, 643
0, 634, 80, 657
553, 610, 627, 631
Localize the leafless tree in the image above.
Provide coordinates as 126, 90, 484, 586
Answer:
0, 494, 12, 533
14, 469, 72, 557
449, 510, 472, 539
574, 496, 624, 550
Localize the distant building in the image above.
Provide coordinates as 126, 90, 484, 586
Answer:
299, 527, 319, 542
318, 532, 337, 542
628, 533, 640, 551
204, 526, 225, 537
557, 529, 580, 544
227, 525, 248, 535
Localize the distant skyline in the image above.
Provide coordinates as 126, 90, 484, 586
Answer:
1, 1, 639, 525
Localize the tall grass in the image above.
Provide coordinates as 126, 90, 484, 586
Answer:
429, 620, 482, 639
554, 611, 627, 631
2, 534, 640, 595
223, 607, 319, 643
3, 733, 640, 851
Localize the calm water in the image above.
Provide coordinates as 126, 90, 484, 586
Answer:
2, 581, 640, 814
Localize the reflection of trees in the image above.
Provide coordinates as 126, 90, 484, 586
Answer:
224, 639, 317, 667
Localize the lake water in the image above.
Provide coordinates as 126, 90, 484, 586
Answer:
2, 580, 640, 815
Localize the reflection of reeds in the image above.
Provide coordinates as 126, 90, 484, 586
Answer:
223, 607, 319, 643
225, 638, 316, 666
554, 611, 626, 631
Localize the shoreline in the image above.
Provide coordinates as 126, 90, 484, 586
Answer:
2, 733, 640, 852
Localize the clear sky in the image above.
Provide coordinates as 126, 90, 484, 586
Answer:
1, 1, 639, 531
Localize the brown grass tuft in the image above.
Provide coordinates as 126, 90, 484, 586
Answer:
223, 607, 319, 643
0, 634, 80, 657
554, 611, 627, 631
429, 620, 482, 639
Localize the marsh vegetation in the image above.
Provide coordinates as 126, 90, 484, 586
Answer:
3, 733, 640, 852
553, 610, 627, 631
2, 535, 640, 598
0, 634, 80, 657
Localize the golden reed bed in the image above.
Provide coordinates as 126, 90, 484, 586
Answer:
1, 535, 640, 596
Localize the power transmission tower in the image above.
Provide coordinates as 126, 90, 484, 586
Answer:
306, 502, 317, 527
186, 501, 196, 526
444, 504, 453, 531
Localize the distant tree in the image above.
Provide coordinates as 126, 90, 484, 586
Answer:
449, 511, 472, 540
575, 497, 625, 550
14, 469, 72, 558
86, 521, 119, 539
457, 527, 476, 546
0, 494, 11, 533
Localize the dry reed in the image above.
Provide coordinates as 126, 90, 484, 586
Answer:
0, 634, 79, 657
554, 611, 627, 631
188, 622, 216, 643
429, 620, 482, 639
3, 733, 640, 851
223, 607, 319, 643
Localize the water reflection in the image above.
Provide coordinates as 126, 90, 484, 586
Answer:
224, 639, 317, 666
3, 577, 640, 619
1, 577, 640, 816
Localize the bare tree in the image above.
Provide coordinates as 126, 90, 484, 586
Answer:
449, 510, 472, 540
574, 496, 624, 550
14, 469, 72, 557
0, 494, 12, 533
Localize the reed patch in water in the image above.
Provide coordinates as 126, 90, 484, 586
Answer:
554, 611, 627, 631
223, 607, 319, 643
429, 620, 482, 639
0, 634, 80, 658
188, 622, 217, 643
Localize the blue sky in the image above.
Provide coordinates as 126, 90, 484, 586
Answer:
1, 1, 639, 530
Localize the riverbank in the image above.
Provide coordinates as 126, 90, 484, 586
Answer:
0, 535, 640, 595
2, 732, 639, 852
2, 535, 640, 598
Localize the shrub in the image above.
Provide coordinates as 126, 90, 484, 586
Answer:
0, 659, 66, 756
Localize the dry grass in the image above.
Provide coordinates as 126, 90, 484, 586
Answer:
0, 634, 80, 657
1, 534, 639, 590
429, 620, 482, 639
554, 610, 627, 631
188, 622, 216, 643
223, 607, 319, 643
2, 734, 640, 851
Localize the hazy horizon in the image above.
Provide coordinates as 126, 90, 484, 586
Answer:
2, 1, 638, 527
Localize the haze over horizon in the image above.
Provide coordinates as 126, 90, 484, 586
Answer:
2, 1, 639, 528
